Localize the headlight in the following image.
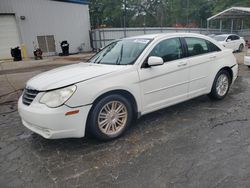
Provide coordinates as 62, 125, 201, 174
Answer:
40, 85, 77, 108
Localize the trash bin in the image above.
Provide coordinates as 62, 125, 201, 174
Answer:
33, 48, 43, 60
60, 40, 69, 56
11, 47, 22, 61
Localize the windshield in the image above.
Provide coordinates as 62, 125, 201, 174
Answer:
88, 38, 151, 65
214, 35, 227, 41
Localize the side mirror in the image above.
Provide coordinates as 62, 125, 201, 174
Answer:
226, 39, 231, 42
148, 56, 164, 67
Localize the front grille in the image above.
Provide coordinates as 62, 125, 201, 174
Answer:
22, 89, 39, 106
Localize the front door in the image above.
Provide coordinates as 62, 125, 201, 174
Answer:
138, 37, 189, 114
224, 35, 235, 50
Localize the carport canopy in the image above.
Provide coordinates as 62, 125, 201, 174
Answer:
207, 7, 250, 33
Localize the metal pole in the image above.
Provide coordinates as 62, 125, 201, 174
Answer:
123, 0, 127, 38
231, 19, 234, 33
143, 15, 146, 34
241, 19, 244, 30
219, 19, 222, 33
186, 0, 189, 26
207, 20, 209, 34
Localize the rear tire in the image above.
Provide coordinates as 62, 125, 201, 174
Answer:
88, 94, 133, 141
209, 70, 231, 100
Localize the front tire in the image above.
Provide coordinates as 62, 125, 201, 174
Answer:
88, 94, 133, 141
209, 70, 231, 100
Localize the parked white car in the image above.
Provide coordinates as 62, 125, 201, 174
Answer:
244, 49, 250, 68
214, 34, 245, 52
18, 33, 238, 141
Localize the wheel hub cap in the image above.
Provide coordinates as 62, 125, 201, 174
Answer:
98, 101, 128, 135
216, 74, 229, 97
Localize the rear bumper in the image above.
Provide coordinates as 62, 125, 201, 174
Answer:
18, 97, 92, 139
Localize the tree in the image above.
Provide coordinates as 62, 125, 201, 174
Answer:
89, 0, 250, 28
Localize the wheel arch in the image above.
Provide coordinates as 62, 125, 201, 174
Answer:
209, 66, 233, 93
93, 89, 138, 113
86, 89, 139, 129
219, 66, 233, 83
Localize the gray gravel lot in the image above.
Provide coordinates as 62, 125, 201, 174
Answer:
1, 53, 250, 188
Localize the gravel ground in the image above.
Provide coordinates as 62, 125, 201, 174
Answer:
0, 52, 250, 188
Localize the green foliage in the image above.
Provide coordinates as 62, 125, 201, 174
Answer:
89, 0, 250, 28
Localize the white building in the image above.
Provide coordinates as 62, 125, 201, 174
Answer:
0, 0, 91, 59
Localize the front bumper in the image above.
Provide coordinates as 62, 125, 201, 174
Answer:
244, 56, 250, 66
18, 97, 92, 139
231, 64, 238, 84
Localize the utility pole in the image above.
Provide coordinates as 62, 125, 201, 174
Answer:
123, 0, 127, 37
123, 0, 127, 28
186, 0, 189, 26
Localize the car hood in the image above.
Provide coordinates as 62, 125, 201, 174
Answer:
26, 63, 129, 91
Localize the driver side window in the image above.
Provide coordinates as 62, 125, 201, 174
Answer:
227, 36, 233, 41
149, 38, 184, 63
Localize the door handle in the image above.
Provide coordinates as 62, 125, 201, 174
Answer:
177, 62, 187, 67
209, 56, 217, 60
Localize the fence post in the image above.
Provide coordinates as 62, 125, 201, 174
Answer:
123, 28, 127, 38
98, 29, 102, 49
94, 30, 97, 51
102, 29, 106, 46
207, 20, 209, 34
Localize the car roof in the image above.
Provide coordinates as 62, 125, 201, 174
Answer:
216, 34, 238, 37
125, 33, 211, 40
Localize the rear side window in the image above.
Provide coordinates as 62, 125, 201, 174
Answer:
149, 38, 184, 62
206, 40, 221, 52
185, 37, 209, 57
227, 35, 233, 41
232, 35, 240, 40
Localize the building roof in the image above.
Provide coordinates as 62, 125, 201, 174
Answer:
53, 0, 89, 5
207, 7, 250, 21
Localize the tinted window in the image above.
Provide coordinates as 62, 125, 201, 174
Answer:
149, 38, 183, 62
185, 37, 209, 56
206, 41, 221, 52
227, 36, 233, 41
232, 35, 240, 40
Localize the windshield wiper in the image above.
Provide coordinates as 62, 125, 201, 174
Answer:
92, 46, 114, 64
115, 44, 123, 65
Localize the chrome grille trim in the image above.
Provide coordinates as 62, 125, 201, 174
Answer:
22, 89, 39, 106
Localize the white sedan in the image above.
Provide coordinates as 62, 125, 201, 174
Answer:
213, 34, 245, 52
244, 49, 250, 68
18, 33, 238, 141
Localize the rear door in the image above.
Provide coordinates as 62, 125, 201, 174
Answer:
184, 37, 221, 98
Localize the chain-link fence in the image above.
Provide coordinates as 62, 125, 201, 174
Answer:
90, 27, 249, 51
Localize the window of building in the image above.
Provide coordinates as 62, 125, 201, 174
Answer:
37, 35, 56, 53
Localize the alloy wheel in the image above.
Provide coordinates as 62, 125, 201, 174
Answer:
216, 74, 229, 97
97, 101, 128, 135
